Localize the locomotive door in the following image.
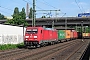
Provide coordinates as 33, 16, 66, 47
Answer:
41, 30, 43, 40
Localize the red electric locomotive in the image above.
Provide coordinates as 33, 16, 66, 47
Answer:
24, 27, 58, 47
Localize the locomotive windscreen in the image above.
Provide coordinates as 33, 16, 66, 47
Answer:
26, 29, 38, 34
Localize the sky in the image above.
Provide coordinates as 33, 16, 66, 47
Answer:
0, 0, 90, 18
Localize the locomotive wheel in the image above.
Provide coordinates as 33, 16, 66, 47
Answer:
51, 42, 55, 45
37, 45, 41, 48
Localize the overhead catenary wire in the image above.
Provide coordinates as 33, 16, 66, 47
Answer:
9, 0, 26, 7
0, 10, 12, 15
30, 0, 43, 10
77, 0, 85, 13
0, 5, 13, 15
24, 0, 56, 18
37, 0, 67, 17
36, 0, 57, 9
24, 0, 66, 17
75, 0, 83, 13
42, 0, 64, 15
43, 0, 57, 9
23, 0, 43, 10
23, 0, 32, 5
0, 6, 13, 11
36, 0, 61, 12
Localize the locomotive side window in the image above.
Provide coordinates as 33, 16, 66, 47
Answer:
26, 29, 38, 34
41, 30, 42, 33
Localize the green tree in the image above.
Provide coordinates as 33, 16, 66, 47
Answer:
12, 7, 19, 19
12, 7, 25, 25
6, 7, 28, 26
41, 16, 46, 18
29, 8, 32, 18
0, 13, 6, 19
20, 7, 26, 19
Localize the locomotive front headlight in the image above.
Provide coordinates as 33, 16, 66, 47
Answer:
25, 36, 29, 38
34, 36, 37, 38
26, 39, 28, 40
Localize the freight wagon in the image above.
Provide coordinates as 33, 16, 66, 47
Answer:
83, 33, 90, 38
65, 30, 71, 41
56, 27, 78, 42
72, 30, 78, 39
77, 32, 90, 39
58, 30, 65, 42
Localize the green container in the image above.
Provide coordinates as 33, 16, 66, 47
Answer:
58, 30, 65, 40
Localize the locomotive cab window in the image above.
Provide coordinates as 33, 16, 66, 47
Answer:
26, 29, 38, 34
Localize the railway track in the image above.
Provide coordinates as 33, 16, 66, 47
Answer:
0, 39, 84, 60
66, 39, 89, 60
0, 48, 30, 59
39, 39, 90, 60
17, 39, 81, 60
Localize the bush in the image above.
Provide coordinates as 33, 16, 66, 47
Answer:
0, 43, 24, 50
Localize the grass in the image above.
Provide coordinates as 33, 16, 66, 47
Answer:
0, 43, 24, 50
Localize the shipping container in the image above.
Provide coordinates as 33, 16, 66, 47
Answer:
83, 33, 86, 37
82, 33, 90, 38
86, 33, 89, 36
65, 30, 71, 39
75, 31, 78, 38
58, 30, 65, 40
89, 33, 90, 36
72, 30, 75, 38
70, 31, 74, 39
83, 33, 90, 38
89, 33, 90, 38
